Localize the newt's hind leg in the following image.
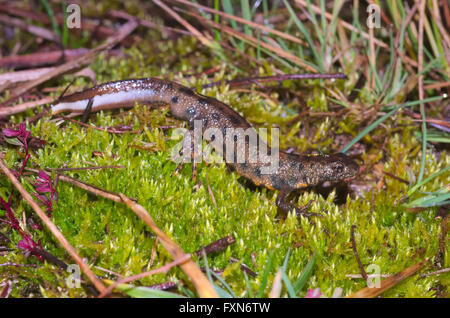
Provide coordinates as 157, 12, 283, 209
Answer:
276, 189, 322, 218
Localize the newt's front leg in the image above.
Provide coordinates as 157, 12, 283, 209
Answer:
276, 189, 322, 218
172, 130, 197, 180
172, 128, 206, 181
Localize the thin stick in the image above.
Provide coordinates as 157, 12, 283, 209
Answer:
417, 0, 427, 184
195, 235, 235, 256
147, 281, 178, 290
382, 171, 409, 185
0, 48, 89, 69
294, 0, 418, 67
58, 115, 140, 134
181, 9, 317, 72
434, 215, 449, 269
204, 169, 217, 209
350, 225, 368, 282
108, 9, 193, 36
98, 253, 191, 298
0, 158, 106, 293
153, 0, 212, 48
0, 97, 53, 117
419, 268, 450, 278
229, 257, 258, 277
0, 13, 58, 42
171, 0, 306, 46
44, 165, 125, 172
368, 17, 376, 90
24, 167, 128, 203
0, 67, 56, 87
118, 194, 218, 298
269, 268, 282, 298
347, 258, 428, 298
201, 73, 347, 89
1, 19, 138, 107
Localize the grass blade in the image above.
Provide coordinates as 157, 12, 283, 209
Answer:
340, 95, 444, 153
293, 251, 317, 294
257, 251, 275, 298
281, 271, 297, 298
283, 0, 323, 71
103, 280, 186, 298
406, 166, 450, 198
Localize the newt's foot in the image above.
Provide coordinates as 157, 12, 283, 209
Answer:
171, 161, 198, 181
173, 162, 185, 176
191, 161, 198, 181
293, 201, 323, 218
276, 190, 322, 219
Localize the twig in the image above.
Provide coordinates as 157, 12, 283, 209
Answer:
0, 157, 106, 293
201, 73, 347, 89
33, 248, 68, 270
383, 171, 409, 185
118, 194, 218, 298
350, 225, 368, 282
0, 67, 56, 87
153, 0, 212, 48
0, 4, 134, 44
0, 262, 37, 268
58, 115, 140, 134
24, 167, 130, 203
345, 274, 391, 279
293, 0, 418, 67
434, 215, 449, 269
195, 235, 236, 256
419, 268, 450, 278
229, 257, 258, 278
347, 258, 429, 298
94, 266, 123, 278
417, 0, 427, 184
368, 15, 376, 90
98, 253, 191, 298
0, 13, 58, 42
204, 168, 217, 209
269, 268, 282, 298
171, 0, 306, 46
0, 49, 89, 69
403, 109, 450, 130
147, 281, 179, 290
180, 8, 317, 72
0, 97, 53, 117
44, 165, 125, 172
0, 281, 12, 298
108, 9, 192, 36
424, 81, 450, 90
1, 19, 138, 107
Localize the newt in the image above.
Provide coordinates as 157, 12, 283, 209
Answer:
52, 78, 359, 217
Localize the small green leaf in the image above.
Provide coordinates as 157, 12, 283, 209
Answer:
257, 251, 274, 298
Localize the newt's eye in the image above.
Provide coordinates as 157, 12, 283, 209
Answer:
334, 163, 344, 173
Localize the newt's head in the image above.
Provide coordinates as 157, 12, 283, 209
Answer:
318, 152, 359, 183
283, 152, 359, 188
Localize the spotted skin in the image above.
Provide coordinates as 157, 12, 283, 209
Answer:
52, 78, 359, 217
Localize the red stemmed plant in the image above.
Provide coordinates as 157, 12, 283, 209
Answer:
1, 123, 57, 261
